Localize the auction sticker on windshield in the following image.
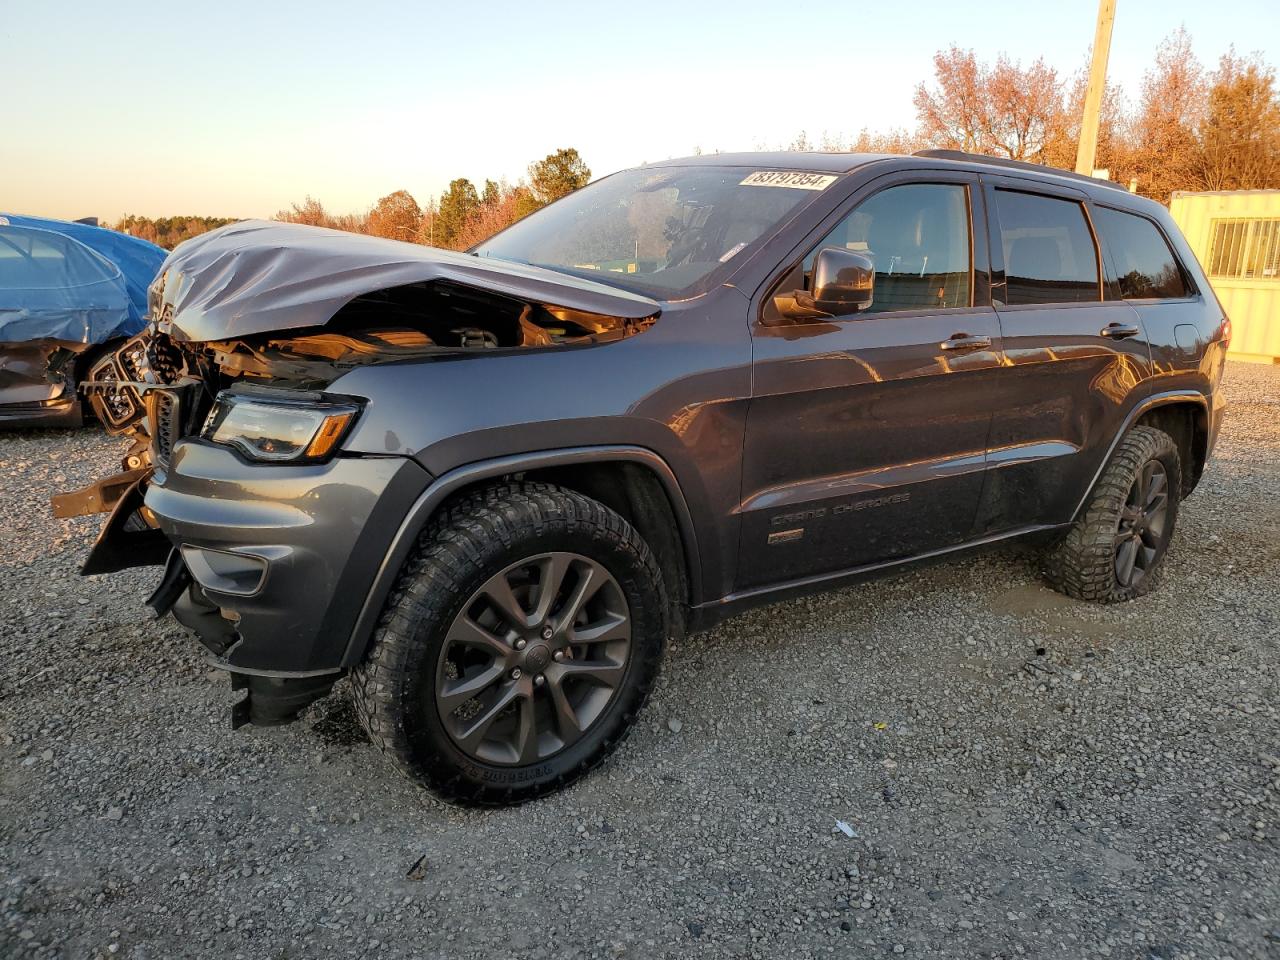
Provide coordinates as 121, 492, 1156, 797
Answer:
739, 171, 839, 190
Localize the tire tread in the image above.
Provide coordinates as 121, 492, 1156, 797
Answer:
1044, 425, 1181, 603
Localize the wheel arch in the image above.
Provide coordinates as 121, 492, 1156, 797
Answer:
340, 445, 702, 668
1133, 400, 1209, 497
1071, 391, 1210, 521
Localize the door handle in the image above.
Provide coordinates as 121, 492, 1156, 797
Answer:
940, 334, 992, 351
1100, 323, 1141, 339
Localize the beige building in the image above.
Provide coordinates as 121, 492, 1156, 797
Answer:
1170, 190, 1280, 363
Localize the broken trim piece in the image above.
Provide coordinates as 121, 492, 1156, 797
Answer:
51, 467, 149, 518
80, 477, 170, 575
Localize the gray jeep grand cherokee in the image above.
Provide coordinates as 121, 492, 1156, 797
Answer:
58, 151, 1227, 805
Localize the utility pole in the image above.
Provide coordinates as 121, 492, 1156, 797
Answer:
1076, 0, 1118, 176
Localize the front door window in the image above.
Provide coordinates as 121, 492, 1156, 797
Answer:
803, 183, 973, 313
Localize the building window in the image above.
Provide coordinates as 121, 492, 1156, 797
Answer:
1209, 218, 1280, 280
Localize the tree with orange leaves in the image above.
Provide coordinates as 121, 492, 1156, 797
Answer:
1130, 28, 1205, 202
366, 190, 424, 244
1194, 51, 1280, 191
913, 46, 1063, 161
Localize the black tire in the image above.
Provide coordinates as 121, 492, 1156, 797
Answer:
1044, 425, 1181, 603
352, 481, 667, 806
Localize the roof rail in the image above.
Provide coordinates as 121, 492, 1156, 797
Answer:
911, 149, 1130, 192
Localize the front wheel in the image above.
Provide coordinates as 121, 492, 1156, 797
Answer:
352, 481, 667, 806
1044, 425, 1181, 603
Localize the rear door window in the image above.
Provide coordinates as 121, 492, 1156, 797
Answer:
994, 190, 1100, 305
1093, 206, 1190, 299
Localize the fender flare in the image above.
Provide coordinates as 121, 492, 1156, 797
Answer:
339, 444, 702, 668
1070, 390, 1209, 521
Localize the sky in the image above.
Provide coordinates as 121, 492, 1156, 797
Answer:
3, 0, 1277, 223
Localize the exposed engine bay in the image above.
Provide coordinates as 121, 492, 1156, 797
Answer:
55, 277, 656, 517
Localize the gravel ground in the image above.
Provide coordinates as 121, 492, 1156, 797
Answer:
2, 360, 1277, 960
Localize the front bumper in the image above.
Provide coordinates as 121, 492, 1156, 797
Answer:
144, 438, 431, 676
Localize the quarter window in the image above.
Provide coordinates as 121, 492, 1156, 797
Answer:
994, 190, 1100, 305
805, 183, 972, 313
1093, 207, 1190, 299
1208, 218, 1280, 280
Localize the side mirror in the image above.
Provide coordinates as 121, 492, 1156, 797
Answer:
772, 247, 875, 321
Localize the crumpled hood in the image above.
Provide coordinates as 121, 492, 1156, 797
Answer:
150, 220, 662, 342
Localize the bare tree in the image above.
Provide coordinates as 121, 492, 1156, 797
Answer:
785, 131, 813, 151
274, 196, 332, 227
849, 127, 927, 155
275, 197, 371, 234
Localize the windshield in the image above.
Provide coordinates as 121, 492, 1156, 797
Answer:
473, 165, 839, 300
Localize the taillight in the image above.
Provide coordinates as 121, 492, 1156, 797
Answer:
1221, 318, 1232, 347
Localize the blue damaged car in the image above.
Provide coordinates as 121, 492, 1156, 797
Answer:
0, 214, 165, 427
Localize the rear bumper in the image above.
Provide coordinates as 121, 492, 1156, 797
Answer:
144, 439, 431, 676
1208, 385, 1227, 460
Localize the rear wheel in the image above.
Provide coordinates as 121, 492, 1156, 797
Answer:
352, 481, 666, 805
1044, 425, 1181, 603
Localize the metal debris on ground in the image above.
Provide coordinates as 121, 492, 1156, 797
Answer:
405, 855, 428, 881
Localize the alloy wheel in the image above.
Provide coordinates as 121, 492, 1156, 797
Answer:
1113, 459, 1170, 588
434, 552, 632, 766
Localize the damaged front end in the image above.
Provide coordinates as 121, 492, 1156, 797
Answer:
54, 220, 661, 727
1, 216, 164, 428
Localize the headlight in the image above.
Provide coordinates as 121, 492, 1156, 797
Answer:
203, 392, 359, 463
